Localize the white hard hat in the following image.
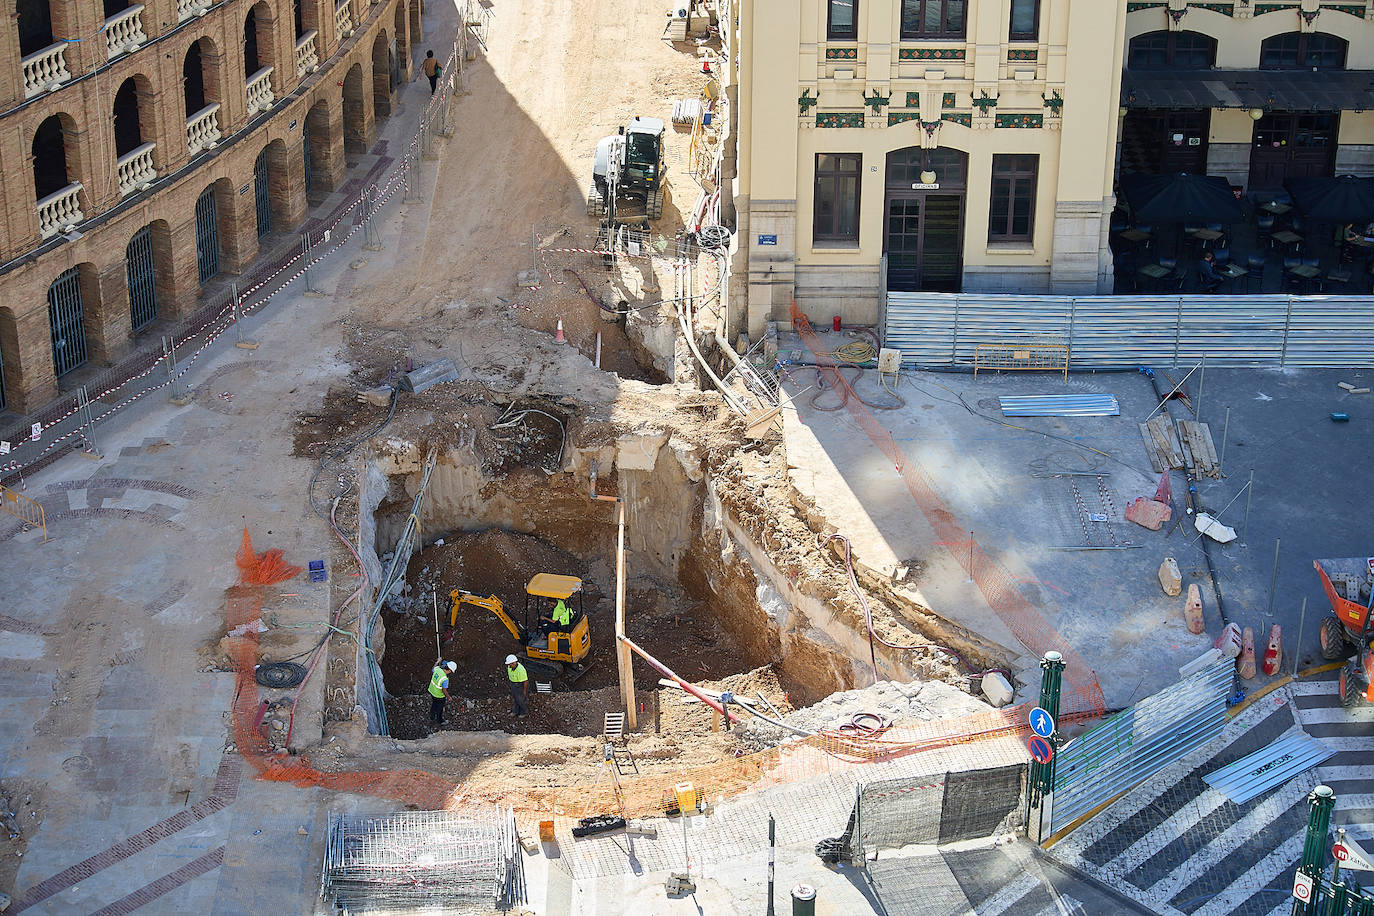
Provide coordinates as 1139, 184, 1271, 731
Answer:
505, 654, 518, 665
446, 661, 457, 672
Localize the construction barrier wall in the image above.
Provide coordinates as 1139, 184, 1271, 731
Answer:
851, 763, 1025, 857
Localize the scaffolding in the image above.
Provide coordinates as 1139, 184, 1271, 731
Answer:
320, 808, 519, 913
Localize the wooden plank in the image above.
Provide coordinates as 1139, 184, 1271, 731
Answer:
1139, 423, 1165, 473
1149, 417, 1184, 469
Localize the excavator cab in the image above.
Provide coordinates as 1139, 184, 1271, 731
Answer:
447, 573, 591, 681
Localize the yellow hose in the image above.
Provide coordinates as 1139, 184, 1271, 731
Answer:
830, 341, 876, 364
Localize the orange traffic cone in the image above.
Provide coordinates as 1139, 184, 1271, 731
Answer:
1238, 627, 1256, 679
554, 319, 566, 343
1262, 624, 1282, 676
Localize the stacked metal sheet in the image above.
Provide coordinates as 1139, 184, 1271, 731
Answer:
998, 394, 1120, 417
1202, 733, 1334, 805
321, 808, 518, 913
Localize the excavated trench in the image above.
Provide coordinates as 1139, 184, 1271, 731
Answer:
359, 400, 963, 741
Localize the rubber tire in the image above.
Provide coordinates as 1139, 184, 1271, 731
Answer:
647, 186, 665, 221
1320, 616, 1347, 660
586, 184, 605, 219
1340, 665, 1359, 708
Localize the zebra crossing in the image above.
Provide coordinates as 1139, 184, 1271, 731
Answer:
1046, 667, 1374, 916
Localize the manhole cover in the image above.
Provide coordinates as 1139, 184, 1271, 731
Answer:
61, 754, 90, 774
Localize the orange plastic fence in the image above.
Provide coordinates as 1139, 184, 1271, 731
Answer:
789, 299, 1106, 718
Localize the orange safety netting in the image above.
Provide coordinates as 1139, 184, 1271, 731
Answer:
788, 298, 1106, 718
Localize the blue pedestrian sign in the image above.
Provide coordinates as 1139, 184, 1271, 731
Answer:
1029, 706, 1056, 738
1027, 735, 1054, 765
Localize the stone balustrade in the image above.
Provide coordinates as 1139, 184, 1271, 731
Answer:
104, 5, 148, 60
36, 183, 84, 239
335, 1, 353, 39
116, 142, 157, 196
21, 42, 71, 99
296, 30, 319, 78
246, 66, 275, 115
176, 0, 212, 22
186, 102, 222, 155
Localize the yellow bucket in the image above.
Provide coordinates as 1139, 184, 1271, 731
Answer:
674, 782, 696, 813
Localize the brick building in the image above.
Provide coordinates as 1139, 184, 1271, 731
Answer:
0, 0, 425, 413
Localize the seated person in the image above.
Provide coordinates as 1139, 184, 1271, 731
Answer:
538, 597, 574, 634
1195, 251, 1223, 293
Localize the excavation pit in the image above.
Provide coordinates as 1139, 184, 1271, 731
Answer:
378, 528, 781, 740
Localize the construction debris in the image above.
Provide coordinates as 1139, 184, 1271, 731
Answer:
1194, 512, 1237, 543
1159, 557, 1182, 596
1184, 584, 1204, 635
980, 671, 1014, 708
998, 394, 1120, 417
1125, 497, 1171, 531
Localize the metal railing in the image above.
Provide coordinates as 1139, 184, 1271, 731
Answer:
103, 5, 147, 59
884, 289, 1374, 369
21, 41, 71, 98
245, 66, 275, 115
185, 103, 222, 155
0, 483, 47, 541
36, 183, 83, 240
115, 142, 157, 196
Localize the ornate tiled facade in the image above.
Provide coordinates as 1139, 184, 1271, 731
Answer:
898, 47, 966, 60
815, 111, 865, 128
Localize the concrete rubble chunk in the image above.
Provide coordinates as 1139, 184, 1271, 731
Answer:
1159, 557, 1182, 596
357, 386, 394, 407
1194, 513, 1237, 543
980, 671, 1013, 707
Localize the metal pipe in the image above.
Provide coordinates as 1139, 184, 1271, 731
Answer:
1219, 406, 1231, 473
1293, 597, 1307, 678
1267, 537, 1281, 617
620, 635, 739, 723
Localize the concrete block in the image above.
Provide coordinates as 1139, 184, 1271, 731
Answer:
1338, 381, 1356, 391
980, 671, 1013, 708
1184, 584, 1204, 634
1159, 557, 1182, 596
1126, 497, 1172, 531
1194, 513, 1237, 543
1238, 626, 1256, 679
1214, 622, 1242, 660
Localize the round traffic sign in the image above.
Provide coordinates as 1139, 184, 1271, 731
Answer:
1029, 706, 1056, 738
1293, 871, 1314, 902
1027, 735, 1054, 765
1335, 843, 1350, 862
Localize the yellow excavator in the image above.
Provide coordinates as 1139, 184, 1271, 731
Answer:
448, 573, 592, 681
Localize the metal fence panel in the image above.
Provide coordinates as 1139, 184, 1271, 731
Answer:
195, 186, 219, 284
939, 765, 1024, 845
883, 291, 1374, 370
0, 335, 7, 411
1049, 660, 1233, 834
855, 773, 943, 850
126, 225, 158, 332
47, 266, 87, 378
253, 149, 271, 238
1285, 298, 1374, 367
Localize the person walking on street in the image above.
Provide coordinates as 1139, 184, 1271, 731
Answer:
429, 660, 457, 725
505, 654, 529, 717
421, 50, 440, 95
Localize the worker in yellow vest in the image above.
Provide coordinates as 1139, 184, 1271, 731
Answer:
429, 660, 457, 726
541, 598, 573, 634
505, 654, 529, 717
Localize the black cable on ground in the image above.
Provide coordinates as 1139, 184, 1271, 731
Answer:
255, 661, 307, 688
1142, 367, 1228, 625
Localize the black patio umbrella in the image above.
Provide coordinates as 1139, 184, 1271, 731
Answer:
1285, 176, 1374, 224
1120, 173, 1244, 225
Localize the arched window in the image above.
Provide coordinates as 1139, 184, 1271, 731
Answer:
1260, 32, 1346, 70
112, 78, 142, 157
1127, 31, 1216, 70
183, 42, 206, 115
244, 9, 261, 75
32, 114, 70, 200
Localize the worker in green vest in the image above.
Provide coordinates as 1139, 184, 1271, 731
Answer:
429, 660, 456, 725
539, 598, 573, 634
505, 654, 528, 717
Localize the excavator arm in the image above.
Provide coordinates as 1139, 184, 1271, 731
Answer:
448, 589, 527, 642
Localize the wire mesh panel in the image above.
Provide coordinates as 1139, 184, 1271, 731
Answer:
321, 808, 518, 912
47, 266, 87, 377
939, 766, 1024, 844
126, 225, 158, 332
253, 149, 271, 238
194, 186, 219, 284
